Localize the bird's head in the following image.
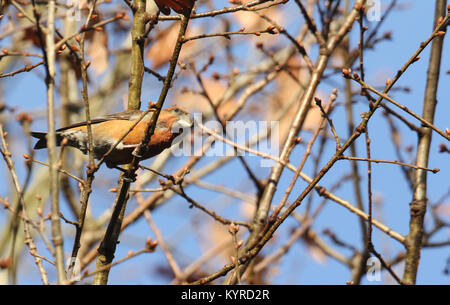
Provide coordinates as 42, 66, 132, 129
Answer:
155, 106, 194, 138
164, 106, 194, 132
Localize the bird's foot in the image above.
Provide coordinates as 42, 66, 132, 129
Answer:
132, 147, 142, 158
113, 165, 137, 182
123, 174, 137, 183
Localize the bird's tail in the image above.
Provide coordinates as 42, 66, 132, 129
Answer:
31, 132, 48, 149
31, 132, 63, 149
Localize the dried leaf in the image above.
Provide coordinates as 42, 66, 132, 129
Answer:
239, 201, 255, 220
304, 239, 327, 264
204, 221, 234, 263
175, 78, 235, 121
87, 30, 109, 75
232, 1, 284, 45
265, 58, 323, 142
436, 204, 450, 218
146, 23, 201, 69
154, 0, 196, 16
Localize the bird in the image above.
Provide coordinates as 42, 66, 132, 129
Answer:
31, 106, 193, 169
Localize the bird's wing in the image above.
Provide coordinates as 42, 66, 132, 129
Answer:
56, 110, 150, 132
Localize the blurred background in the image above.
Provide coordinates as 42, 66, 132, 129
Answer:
0, 0, 449, 284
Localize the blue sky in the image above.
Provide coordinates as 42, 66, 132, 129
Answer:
0, 0, 449, 284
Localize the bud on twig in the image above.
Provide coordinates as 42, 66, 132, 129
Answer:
314, 97, 322, 106
342, 68, 352, 79
145, 237, 158, 251
0, 257, 12, 269
228, 223, 240, 234
266, 25, 277, 34
37, 207, 43, 218
2, 197, 10, 209
16, 112, 33, 125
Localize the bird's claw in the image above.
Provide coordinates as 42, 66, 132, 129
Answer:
113, 165, 137, 182
123, 173, 137, 183
132, 147, 142, 158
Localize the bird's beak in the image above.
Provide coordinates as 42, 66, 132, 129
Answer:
171, 115, 194, 133
181, 116, 194, 128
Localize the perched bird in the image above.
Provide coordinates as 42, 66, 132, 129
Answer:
31, 106, 193, 169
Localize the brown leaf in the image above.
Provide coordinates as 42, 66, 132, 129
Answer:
304, 237, 328, 264
23, 26, 60, 48
175, 78, 236, 121
239, 201, 255, 220
154, 0, 196, 16
202, 221, 234, 264
232, 1, 283, 46
146, 23, 201, 69
265, 58, 322, 142
436, 204, 450, 218
87, 30, 108, 75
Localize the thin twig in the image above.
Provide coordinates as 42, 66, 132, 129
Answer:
0, 61, 44, 78
144, 210, 182, 280
349, 77, 450, 141
27, 158, 85, 185
338, 156, 439, 173
171, 185, 251, 229
315, 96, 340, 150
44, 0, 67, 284
68, 0, 98, 279
196, 121, 287, 167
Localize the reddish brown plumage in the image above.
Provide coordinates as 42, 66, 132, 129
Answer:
31, 106, 193, 168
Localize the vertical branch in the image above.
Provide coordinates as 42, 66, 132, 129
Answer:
144, 210, 182, 280
7, 117, 35, 284
1, 124, 47, 284
365, 128, 373, 243
345, 3, 368, 284
68, 0, 98, 279
45, 0, 67, 284
271, 90, 337, 221
128, 0, 148, 109
365, 130, 402, 284
93, 0, 148, 284
227, 0, 364, 284
403, 0, 447, 285
59, 47, 80, 217
93, 178, 130, 285
93, 3, 192, 285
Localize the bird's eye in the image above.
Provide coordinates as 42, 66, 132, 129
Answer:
174, 108, 180, 113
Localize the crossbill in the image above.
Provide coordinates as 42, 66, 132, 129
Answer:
31, 106, 193, 168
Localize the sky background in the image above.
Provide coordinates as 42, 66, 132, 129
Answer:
0, 0, 449, 284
